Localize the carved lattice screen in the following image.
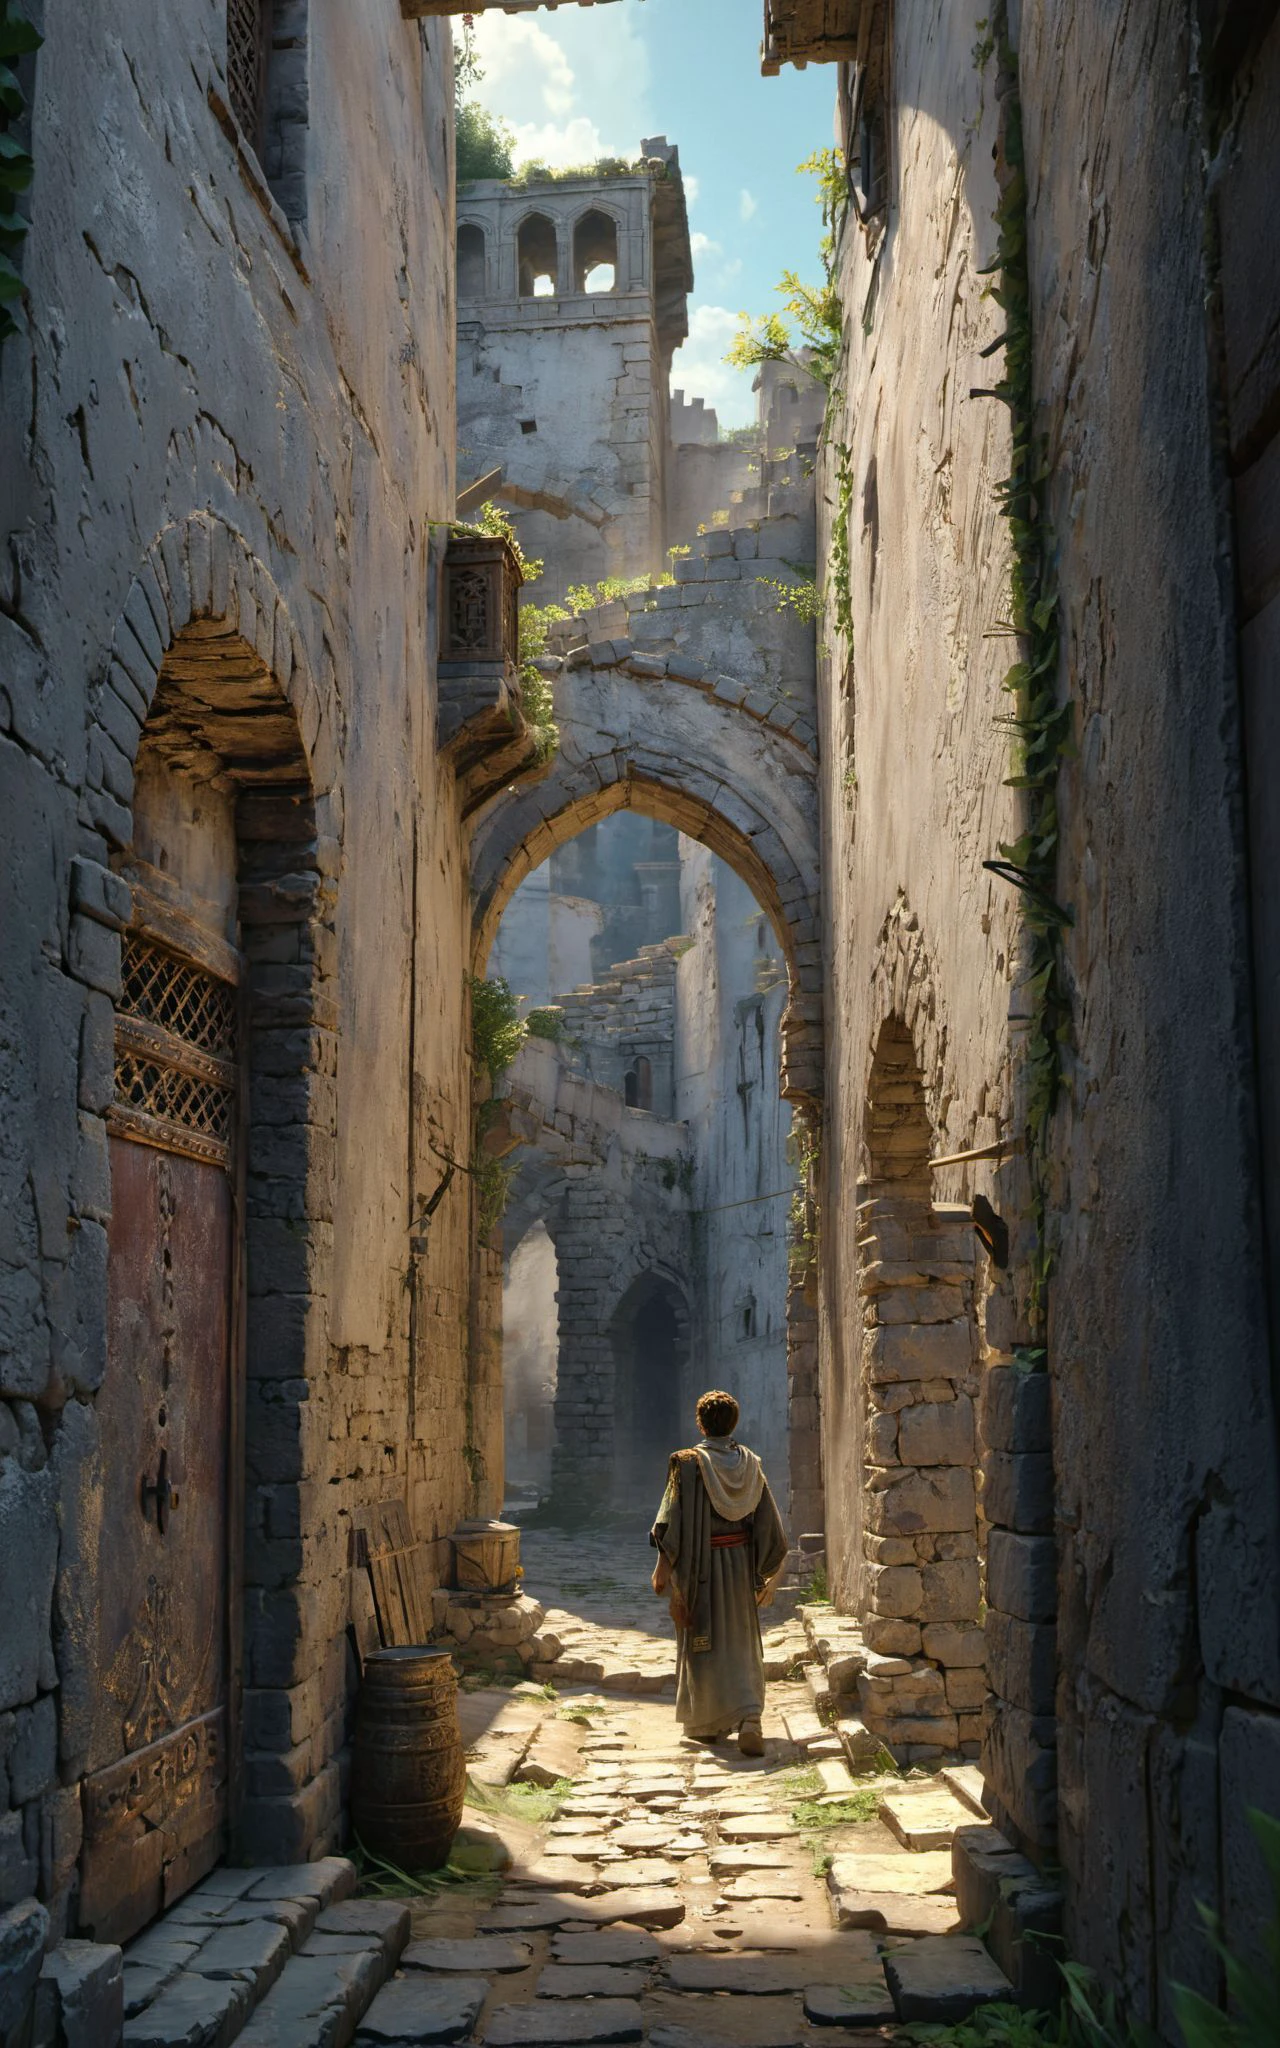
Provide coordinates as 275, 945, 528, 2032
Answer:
226, 0, 265, 143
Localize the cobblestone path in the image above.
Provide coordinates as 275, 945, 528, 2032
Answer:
121, 1531, 1010, 2046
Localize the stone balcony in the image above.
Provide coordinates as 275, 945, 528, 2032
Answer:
438, 531, 542, 818
761, 0, 858, 73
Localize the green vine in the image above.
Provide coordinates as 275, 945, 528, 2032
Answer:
469, 976, 526, 1243
976, 9, 1073, 1327
830, 442, 855, 652
787, 1114, 821, 1283
0, 3, 40, 349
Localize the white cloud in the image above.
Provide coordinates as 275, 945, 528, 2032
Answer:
468, 13, 650, 170
739, 188, 758, 222
472, 19, 576, 120
683, 173, 701, 205
690, 231, 721, 261
669, 304, 758, 430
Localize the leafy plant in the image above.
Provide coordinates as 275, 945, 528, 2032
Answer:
757, 572, 823, 624
524, 1006, 565, 1043
0, 2, 40, 349
793, 1789, 880, 1830
727, 149, 847, 390
465, 1774, 574, 1826
353, 1833, 499, 1901
803, 1561, 829, 1602
471, 975, 526, 1086
1170, 1808, 1280, 2048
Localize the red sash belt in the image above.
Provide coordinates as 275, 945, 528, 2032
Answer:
710, 1531, 749, 1549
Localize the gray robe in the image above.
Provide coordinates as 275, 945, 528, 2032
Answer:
651, 1445, 789, 1738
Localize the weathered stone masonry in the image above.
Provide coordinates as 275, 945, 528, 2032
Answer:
0, 0, 499, 1975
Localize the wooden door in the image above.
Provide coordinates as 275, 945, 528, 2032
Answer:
80, 932, 240, 1945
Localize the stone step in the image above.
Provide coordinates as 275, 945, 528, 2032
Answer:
882, 1932, 1013, 2021
880, 1784, 978, 1852
941, 1762, 988, 1817
118, 1864, 409, 2048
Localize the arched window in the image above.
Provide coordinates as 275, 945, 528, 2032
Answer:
517, 214, 558, 298
624, 1055, 652, 1111
573, 209, 618, 293
457, 223, 486, 300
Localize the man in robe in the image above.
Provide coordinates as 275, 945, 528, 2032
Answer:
650, 1388, 789, 1756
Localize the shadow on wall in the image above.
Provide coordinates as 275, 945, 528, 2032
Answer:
610, 1270, 690, 1509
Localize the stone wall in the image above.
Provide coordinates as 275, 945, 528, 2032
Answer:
805, 0, 1280, 2015
0, 0, 484, 1955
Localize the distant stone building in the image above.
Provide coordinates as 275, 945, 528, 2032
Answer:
456, 142, 692, 604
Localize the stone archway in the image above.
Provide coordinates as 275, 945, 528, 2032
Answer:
73, 517, 340, 1931
469, 642, 822, 1107
473, 629, 823, 1521
609, 1268, 692, 1507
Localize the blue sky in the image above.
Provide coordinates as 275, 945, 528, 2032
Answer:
466, 1, 834, 427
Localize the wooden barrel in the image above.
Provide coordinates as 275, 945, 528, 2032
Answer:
350, 1647, 466, 1873
451, 1518, 520, 1592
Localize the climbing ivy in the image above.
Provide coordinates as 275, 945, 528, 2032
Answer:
829, 442, 855, 653
726, 149, 846, 391
976, 8, 1073, 1326
0, 3, 40, 349
452, 502, 559, 762
787, 1114, 821, 1283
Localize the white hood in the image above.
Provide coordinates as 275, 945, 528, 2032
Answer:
694, 1438, 765, 1521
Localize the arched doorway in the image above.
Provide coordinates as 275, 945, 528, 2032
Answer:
79, 609, 322, 1943
610, 1271, 690, 1506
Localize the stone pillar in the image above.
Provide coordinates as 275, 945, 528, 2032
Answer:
978, 1271, 1057, 1857
855, 1197, 985, 1765
550, 1173, 621, 1512
786, 1272, 823, 1536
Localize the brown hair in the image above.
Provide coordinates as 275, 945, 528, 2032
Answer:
696, 1389, 739, 1438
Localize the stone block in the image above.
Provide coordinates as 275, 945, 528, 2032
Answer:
982, 1701, 1057, 1849
0, 1898, 49, 2039
10, 1696, 56, 1804
67, 915, 122, 999
918, 1560, 981, 1623
867, 1563, 923, 1615
120, 1969, 252, 2046
69, 855, 131, 931
354, 1975, 486, 2043
484, 2001, 643, 2045
870, 1285, 968, 1326
0, 1456, 57, 1713
862, 1617, 922, 1657
947, 1668, 989, 1711
986, 1532, 1056, 1623
190, 1913, 292, 1993
981, 1365, 1051, 1453
401, 1934, 530, 1973
899, 1397, 975, 1468
235, 1947, 385, 2048
921, 1623, 987, 1668
866, 1465, 976, 1537
982, 1451, 1054, 1533
865, 1321, 972, 1384
983, 1612, 1056, 1714
883, 1933, 1013, 2020
35, 1940, 125, 2048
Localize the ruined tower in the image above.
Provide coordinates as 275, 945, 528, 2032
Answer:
456, 139, 693, 605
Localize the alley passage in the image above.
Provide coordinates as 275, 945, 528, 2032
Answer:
119, 1530, 1013, 2048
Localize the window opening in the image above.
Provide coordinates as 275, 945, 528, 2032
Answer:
227, 0, 268, 148
624, 1055, 653, 1111
518, 214, 559, 298
573, 209, 618, 293
457, 223, 487, 299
